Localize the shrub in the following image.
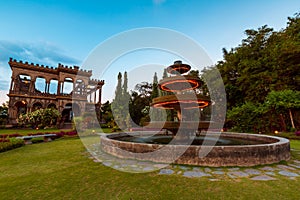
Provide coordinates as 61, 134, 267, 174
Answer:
8, 133, 22, 138
31, 137, 44, 144
18, 108, 61, 129
54, 130, 78, 138
295, 130, 300, 136
0, 138, 24, 153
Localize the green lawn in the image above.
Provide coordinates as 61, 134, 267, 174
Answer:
0, 137, 300, 199
0, 128, 72, 135
0, 127, 112, 136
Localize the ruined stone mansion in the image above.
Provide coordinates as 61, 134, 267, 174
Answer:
7, 58, 104, 126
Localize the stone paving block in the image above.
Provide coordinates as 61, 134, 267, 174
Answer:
250, 175, 276, 181
228, 171, 249, 178
277, 164, 296, 171
212, 171, 225, 175
244, 169, 261, 175
143, 166, 155, 171
183, 171, 212, 178
278, 170, 299, 177
159, 169, 175, 175
260, 166, 276, 171
228, 167, 240, 171
178, 166, 190, 170
288, 164, 300, 169
265, 171, 276, 176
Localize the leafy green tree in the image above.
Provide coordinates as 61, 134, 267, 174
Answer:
212, 13, 300, 132
265, 90, 300, 130
217, 14, 300, 109
227, 102, 263, 133
101, 101, 113, 125
129, 82, 153, 126
0, 102, 8, 126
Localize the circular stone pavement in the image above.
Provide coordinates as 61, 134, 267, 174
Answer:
86, 144, 300, 181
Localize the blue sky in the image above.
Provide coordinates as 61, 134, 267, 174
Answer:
0, 0, 299, 103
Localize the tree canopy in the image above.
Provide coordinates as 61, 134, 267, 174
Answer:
215, 13, 300, 132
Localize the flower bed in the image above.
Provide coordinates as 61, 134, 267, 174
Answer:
0, 130, 78, 153
0, 133, 22, 139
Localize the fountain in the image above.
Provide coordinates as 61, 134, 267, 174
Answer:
101, 61, 290, 167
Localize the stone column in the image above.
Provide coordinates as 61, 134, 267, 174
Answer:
29, 77, 36, 93
61, 82, 64, 94
46, 81, 50, 93
98, 87, 102, 104
10, 76, 15, 91
57, 81, 61, 95
94, 90, 97, 103
44, 82, 47, 93
72, 79, 75, 95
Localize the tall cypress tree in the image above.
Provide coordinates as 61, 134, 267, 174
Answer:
115, 72, 122, 101
123, 71, 128, 94
151, 72, 159, 99
111, 72, 129, 130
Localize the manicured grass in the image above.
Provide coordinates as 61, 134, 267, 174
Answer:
0, 138, 300, 199
0, 127, 112, 136
0, 128, 73, 135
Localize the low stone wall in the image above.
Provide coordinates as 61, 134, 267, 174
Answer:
100, 132, 290, 167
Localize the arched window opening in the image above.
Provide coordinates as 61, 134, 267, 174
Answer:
32, 102, 43, 111
61, 103, 81, 122
35, 77, 46, 93
17, 74, 31, 92
15, 101, 27, 116
49, 79, 58, 94
47, 103, 57, 109
62, 78, 73, 94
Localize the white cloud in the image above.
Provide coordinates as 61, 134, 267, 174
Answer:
0, 40, 80, 67
0, 61, 11, 91
0, 40, 81, 103
0, 90, 8, 104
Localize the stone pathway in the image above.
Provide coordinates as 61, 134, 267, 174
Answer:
86, 144, 300, 181
157, 160, 300, 180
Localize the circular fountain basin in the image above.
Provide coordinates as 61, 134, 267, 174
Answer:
100, 132, 290, 167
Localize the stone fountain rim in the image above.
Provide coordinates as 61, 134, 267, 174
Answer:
100, 131, 289, 148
